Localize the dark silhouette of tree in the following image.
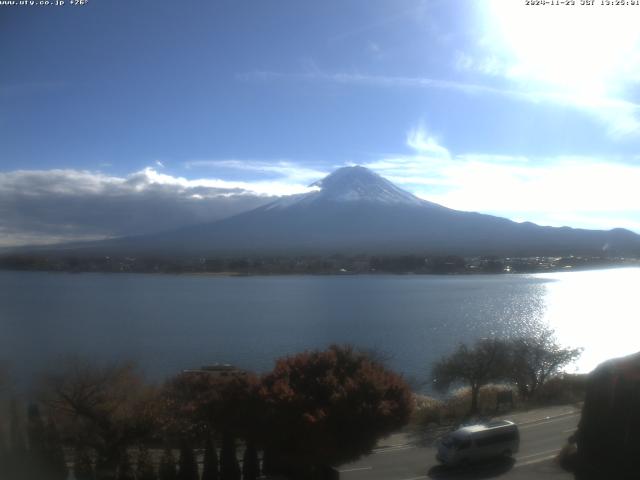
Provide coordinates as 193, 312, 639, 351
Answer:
74, 446, 96, 480
136, 446, 157, 480
27, 403, 47, 478
0, 424, 8, 480
242, 440, 259, 480
96, 453, 118, 480
177, 443, 198, 480
41, 360, 158, 480
44, 417, 69, 480
116, 450, 135, 480
259, 344, 413, 477
506, 328, 582, 400
219, 432, 240, 480
432, 339, 509, 415
9, 399, 27, 480
162, 369, 260, 436
28, 406, 68, 480
158, 448, 178, 480
201, 435, 219, 480
162, 369, 261, 480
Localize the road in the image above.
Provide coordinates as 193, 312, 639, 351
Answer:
337, 412, 579, 480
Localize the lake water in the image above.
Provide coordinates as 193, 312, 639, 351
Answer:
1, 268, 638, 389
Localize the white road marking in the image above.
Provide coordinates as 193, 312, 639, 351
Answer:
519, 414, 580, 430
373, 445, 416, 454
337, 466, 373, 473
517, 448, 562, 461
515, 451, 560, 467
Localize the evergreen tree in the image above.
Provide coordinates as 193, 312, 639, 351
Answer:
9, 399, 27, 480
27, 404, 46, 456
158, 448, 178, 480
44, 417, 69, 480
241, 441, 259, 480
27, 403, 46, 479
177, 443, 198, 480
74, 446, 96, 480
219, 432, 240, 480
0, 423, 12, 480
116, 450, 135, 480
201, 436, 219, 480
96, 453, 118, 480
260, 448, 275, 477
136, 446, 157, 480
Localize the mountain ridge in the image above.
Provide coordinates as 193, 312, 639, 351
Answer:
10, 166, 640, 258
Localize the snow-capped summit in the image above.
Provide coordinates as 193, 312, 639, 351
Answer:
267, 166, 429, 210
309, 166, 425, 206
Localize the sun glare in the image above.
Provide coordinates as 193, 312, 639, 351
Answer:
483, 1, 640, 98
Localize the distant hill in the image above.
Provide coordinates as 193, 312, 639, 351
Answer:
19, 166, 640, 257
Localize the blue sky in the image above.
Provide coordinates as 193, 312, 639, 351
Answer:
2, 0, 640, 245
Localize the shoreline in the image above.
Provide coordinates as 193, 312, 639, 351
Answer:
1, 262, 639, 277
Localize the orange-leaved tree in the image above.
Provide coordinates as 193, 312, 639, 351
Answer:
259, 344, 413, 478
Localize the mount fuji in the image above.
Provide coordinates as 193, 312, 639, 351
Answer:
43, 166, 640, 257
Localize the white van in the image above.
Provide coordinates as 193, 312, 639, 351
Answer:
436, 420, 520, 466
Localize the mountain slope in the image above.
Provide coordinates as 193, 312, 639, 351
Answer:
86, 166, 640, 257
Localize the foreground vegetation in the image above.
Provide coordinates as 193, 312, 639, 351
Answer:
0, 329, 582, 480
0, 345, 413, 480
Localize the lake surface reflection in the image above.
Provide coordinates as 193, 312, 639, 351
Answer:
0, 268, 637, 389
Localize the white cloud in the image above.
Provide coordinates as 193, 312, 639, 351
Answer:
240, 69, 512, 97
364, 125, 640, 232
184, 159, 327, 186
0, 168, 275, 247
242, 69, 640, 138
406, 126, 450, 159
0, 160, 333, 247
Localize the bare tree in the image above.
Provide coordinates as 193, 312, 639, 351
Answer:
506, 327, 582, 400
432, 339, 509, 415
40, 359, 158, 480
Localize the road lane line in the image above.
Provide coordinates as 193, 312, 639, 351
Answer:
373, 443, 412, 451
563, 428, 576, 433
516, 451, 560, 467
373, 445, 416, 454
516, 411, 580, 426
337, 466, 373, 473
519, 414, 579, 430
399, 476, 428, 480
517, 448, 562, 461
374, 443, 411, 450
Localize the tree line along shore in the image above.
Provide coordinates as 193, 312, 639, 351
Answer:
1, 252, 636, 275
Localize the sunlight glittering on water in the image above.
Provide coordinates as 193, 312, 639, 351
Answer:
539, 267, 640, 374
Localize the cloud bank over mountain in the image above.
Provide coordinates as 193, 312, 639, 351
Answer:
4, 122, 640, 249
0, 168, 271, 247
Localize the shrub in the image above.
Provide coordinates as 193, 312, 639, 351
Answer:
411, 395, 445, 426
531, 374, 587, 405
442, 384, 518, 420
